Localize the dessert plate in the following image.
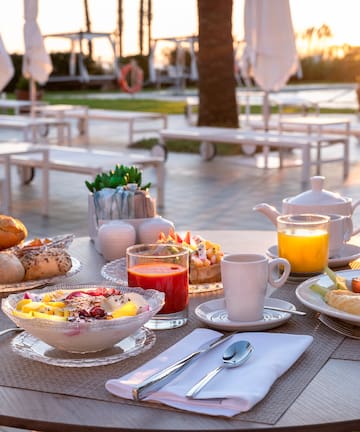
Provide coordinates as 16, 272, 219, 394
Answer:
0, 257, 82, 294
11, 327, 156, 367
101, 257, 223, 294
267, 244, 360, 269
296, 269, 360, 326
195, 298, 295, 331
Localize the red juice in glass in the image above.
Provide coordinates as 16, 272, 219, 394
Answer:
128, 262, 188, 314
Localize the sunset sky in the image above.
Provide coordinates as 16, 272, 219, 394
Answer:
0, 0, 359, 61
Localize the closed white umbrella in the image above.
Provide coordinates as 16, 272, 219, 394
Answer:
0, 34, 14, 92
240, 0, 300, 129
22, 0, 52, 114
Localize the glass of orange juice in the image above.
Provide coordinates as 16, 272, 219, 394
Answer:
126, 244, 189, 330
277, 214, 330, 275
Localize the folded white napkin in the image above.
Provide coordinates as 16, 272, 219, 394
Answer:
105, 328, 313, 417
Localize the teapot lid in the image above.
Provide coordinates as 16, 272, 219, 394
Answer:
287, 176, 348, 206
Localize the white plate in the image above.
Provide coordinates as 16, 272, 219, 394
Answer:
11, 327, 155, 367
295, 269, 360, 326
195, 298, 295, 331
0, 257, 82, 294
267, 243, 360, 268
17, 233, 75, 252
101, 257, 223, 295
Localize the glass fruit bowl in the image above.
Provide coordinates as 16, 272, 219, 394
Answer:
2, 283, 164, 353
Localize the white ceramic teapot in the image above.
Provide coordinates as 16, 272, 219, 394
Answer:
254, 176, 360, 234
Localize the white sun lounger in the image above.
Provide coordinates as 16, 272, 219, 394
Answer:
87, 109, 168, 145
1, 144, 165, 213
0, 114, 71, 145
159, 126, 349, 186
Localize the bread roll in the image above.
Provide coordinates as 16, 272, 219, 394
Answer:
0, 252, 25, 284
19, 247, 72, 281
0, 215, 28, 250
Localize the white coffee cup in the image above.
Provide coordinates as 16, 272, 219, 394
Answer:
327, 214, 353, 258
220, 254, 291, 322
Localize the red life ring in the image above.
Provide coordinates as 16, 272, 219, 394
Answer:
119, 63, 144, 94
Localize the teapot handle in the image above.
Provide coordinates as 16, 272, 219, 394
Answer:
352, 199, 360, 236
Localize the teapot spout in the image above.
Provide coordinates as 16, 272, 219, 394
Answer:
253, 203, 280, 226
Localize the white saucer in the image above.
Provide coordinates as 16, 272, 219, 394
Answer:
267, 243, 360, 269
195, 298, 295, 331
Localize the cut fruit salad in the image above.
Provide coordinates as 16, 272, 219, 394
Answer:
13, 287, 149, 322
158, 229, 223, 266
158, 229, 224, 284
310, 267, 360, 316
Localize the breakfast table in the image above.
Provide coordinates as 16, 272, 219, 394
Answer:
0, 231, 359, 432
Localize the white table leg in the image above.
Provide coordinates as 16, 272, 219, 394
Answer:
129, 119, 134, 145
155, 161, 165, 208
301, 144, 311, 188
83, 107, 90, 144
2, 155, 11, 213
56, 112, 65, 144
42, 149, 49, 216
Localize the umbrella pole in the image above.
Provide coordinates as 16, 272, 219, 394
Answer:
30, 77, 36, 117
263, 91, 270, 131
30, 77, 36, 142
262, 91, 270, 168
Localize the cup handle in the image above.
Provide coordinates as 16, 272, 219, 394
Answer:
268, 258, 291, 288
344, 217, 354, 242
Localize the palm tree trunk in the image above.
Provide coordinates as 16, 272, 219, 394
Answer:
84, 0, 93, 59
117, 0, 123, 58
139, 0, 144, 55
147, 0, 152, 55
197, 0, 238, 127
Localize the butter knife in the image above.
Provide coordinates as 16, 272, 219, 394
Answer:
132, 331, 237, 401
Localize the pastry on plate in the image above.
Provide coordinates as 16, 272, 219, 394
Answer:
158, 230, 223, 285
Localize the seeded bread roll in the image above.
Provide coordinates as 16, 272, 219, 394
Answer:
0, 253, 25, 284
0, 215, 28, 250
19, 247, 72, 281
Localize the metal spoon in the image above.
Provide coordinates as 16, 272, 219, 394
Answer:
186, 340, 254, 399
0, 327, 23, 337
264, 305, 306, 316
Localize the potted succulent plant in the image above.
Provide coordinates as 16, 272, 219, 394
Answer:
86, 164, 155, 239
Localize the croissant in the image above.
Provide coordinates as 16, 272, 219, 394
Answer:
325, 289, 360, 316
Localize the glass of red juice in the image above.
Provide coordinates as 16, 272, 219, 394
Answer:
126, 244, 189, 330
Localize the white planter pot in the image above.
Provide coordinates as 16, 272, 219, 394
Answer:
88, 193, 174, 254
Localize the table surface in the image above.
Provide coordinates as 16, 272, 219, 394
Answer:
1, 231, 359, 432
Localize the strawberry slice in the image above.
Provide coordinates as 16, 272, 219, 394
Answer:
183, 231, 191, 245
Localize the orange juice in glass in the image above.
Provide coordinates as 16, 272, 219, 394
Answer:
126, 244, 189, 330
277, 214, 330, 274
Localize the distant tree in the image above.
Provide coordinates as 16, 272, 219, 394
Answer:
197, 0, 238, 127
302, 26, 316, 55
317, 23, 333, 55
